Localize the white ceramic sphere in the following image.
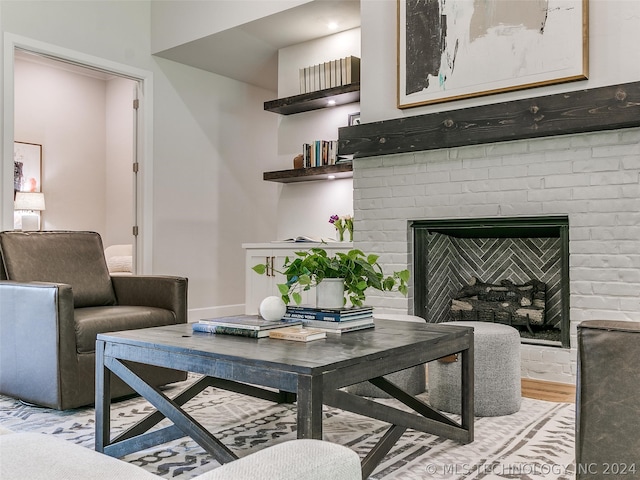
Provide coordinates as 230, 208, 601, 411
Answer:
259, 296, 286, 321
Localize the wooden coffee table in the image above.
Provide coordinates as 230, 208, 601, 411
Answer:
95, 319, 474, 478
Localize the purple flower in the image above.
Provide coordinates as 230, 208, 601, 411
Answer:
329, 214, 339, 224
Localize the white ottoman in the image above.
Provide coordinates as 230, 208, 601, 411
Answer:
428, 321, 521, 417
345, 314, 426, 398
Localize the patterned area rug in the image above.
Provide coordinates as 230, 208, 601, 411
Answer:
0, 376, 575, 479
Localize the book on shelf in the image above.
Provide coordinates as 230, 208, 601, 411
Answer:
197, 315, 301, 331
301, 317, 375, 332
298, 56, 360, 94
268, 326, 327, 342
299, 68, 305, 94
342, 56, 360, 85
303, 140, 337, 168
324, 61, 331, 90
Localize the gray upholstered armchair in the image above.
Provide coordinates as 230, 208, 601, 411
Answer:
576, 320, 640, 479
0, 231, 187, 410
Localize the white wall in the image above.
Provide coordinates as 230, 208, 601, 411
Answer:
1, 1, 280, 316
274, 28, 360, 240
360, 0, 640, 123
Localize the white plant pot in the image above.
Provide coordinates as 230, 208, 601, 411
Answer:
316, 278, 345, 309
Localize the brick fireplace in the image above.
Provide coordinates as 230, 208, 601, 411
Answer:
350, 127, 640, 384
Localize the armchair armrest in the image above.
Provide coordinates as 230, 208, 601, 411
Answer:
0, 281, 76, 407
110, 276, 188, 324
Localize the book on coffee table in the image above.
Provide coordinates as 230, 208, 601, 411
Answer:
268, 326, 327, 342
198, 315, 301, 330
193, 315, 301, 338
301, 317, 375, 334
283, 305, 373, 322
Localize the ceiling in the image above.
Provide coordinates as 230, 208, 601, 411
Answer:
153, 0, 361, 92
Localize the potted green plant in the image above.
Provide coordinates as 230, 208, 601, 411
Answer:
252, 247, 410, 307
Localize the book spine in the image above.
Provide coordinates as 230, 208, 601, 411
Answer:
269, 331, 325, 341
286, 307, 373, 316
197, 320, 260, 331
192, 323, 260, 338
192, 323, 218, 333
268, 332, 305, 341
284, 312, 343, 322
324, 61, 331, 89
301, 318, 374, 328
315, 323, 375, 334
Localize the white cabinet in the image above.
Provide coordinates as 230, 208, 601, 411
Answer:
243, 242, 352, 315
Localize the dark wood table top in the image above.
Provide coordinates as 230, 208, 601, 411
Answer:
98, 319, 472, 375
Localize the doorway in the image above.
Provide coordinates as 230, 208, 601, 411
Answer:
14, 49, 137, 258
2, 34, 153, 273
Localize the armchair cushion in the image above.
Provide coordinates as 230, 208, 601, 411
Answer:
75, 306, 177, 354
0, 231, 116, 308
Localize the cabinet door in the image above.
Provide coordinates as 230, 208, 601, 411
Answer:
245, 249, 277, 315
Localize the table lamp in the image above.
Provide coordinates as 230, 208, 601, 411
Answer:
14, 191, 46, 231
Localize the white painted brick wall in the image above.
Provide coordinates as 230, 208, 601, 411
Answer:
354, 127, 640, 385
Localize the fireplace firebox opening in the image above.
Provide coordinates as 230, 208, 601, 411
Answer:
412, 216, 570, 348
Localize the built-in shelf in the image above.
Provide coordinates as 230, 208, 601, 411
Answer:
263, 163, 353, 183
264, 83, 360, 115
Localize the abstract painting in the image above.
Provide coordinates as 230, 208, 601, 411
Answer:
13, 142, 42, 195
398, 0, 588, 108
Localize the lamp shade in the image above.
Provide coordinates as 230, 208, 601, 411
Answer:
15, 192, 46, 211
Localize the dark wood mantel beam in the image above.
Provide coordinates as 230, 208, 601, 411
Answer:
338, 81, 640, 159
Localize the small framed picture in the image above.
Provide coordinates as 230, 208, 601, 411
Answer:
348, 112, 361, 126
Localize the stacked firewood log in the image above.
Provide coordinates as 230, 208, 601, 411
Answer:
450, 277, 546, 331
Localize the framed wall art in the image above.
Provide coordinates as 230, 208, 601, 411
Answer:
397, 0, 588, 109
14, 141, 42, 195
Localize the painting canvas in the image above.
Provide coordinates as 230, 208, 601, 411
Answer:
14, 142, 42, 195
398, 0, 588, 108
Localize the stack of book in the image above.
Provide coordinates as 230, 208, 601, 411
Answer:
192, 315, 302, 338
282, 305, 375, 334
299, 56, 361, 94
302, 140, 337, 168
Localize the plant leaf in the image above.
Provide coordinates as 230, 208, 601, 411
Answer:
252, 264, 266, 275
398, 270, 410, 282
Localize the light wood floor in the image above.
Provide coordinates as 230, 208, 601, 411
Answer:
426, 369, 576, 403
521, 378, 576, 403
